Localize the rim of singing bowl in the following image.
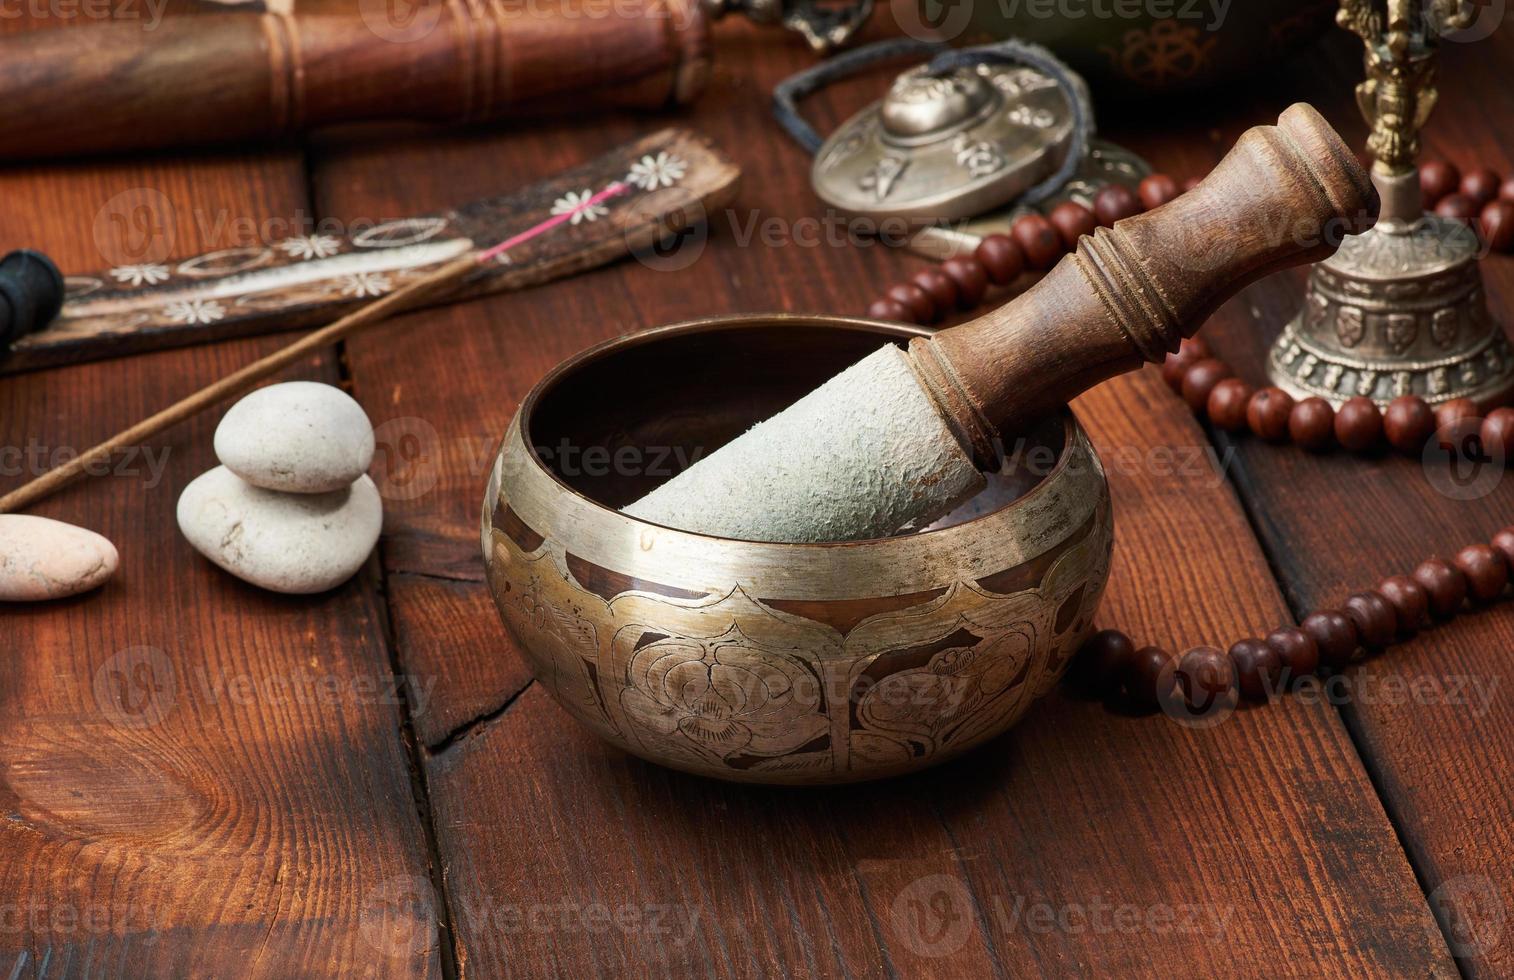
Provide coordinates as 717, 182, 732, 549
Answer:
500, 313, 1102, 595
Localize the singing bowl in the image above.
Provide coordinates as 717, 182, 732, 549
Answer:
481, 315, 1114, 784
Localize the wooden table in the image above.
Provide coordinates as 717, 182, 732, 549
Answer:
2, 13, 1512, 979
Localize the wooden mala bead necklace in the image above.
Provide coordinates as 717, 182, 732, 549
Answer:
863, 158, 1514, 715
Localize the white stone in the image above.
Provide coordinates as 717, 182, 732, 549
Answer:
214, 381, 374, 493
624, 345, 984, 542
177, 466, 382, 594
0, 515, 119, 601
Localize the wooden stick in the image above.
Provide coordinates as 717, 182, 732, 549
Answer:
0, 254, 480, 515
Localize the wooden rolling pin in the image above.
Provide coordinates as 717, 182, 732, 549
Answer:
626, 103, 1379, 543
0, 0, 712, 159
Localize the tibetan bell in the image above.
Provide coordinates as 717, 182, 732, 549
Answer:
1267, 0, 1514, 408
1268, 171, 1513, 407
811, 61, 1087, 223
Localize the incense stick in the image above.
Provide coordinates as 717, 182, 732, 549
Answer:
0, 182, 634, 515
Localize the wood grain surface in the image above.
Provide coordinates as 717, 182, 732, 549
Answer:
1154, 34, 1514, 980
2, 9, 1512, 979
0, 34, 441, 979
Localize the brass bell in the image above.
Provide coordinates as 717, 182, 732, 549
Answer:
1267, 0, 1514, 407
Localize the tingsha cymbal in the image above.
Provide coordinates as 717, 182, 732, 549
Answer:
811, 61, 1081, 224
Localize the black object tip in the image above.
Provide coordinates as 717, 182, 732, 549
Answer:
0, 249, 65, 349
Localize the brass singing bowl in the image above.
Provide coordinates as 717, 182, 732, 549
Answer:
481, 315, 1114, 784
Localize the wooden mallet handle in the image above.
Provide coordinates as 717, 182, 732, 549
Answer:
911, 103, 1378, 464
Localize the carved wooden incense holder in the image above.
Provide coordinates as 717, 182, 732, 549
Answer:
481, 104, 1377, 782
4, 128, 739, 374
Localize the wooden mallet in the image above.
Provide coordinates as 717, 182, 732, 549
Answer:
626, 104, 1378, 542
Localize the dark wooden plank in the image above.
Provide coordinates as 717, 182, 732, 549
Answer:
388, 573, 531, 748
312, 23, 1456, 976
1169, 24, 1514, 977
0, 84, 441, 977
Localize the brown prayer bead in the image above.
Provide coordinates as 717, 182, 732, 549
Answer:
1288, 397, 1335, 451
1301, 610, 1358, 669
1334, 397, 1383, 452
1343, 591, 1396, 651
1480, 200, 1514, 252
1435, 397, 1480, 430
1048, 201, 1097, 250
940, 256, 988, 309
1454, 544, 1507, 603
1176, 646, 1237, 708
1492, 527, 1514, 571
1093, 184, 1141, 226
1161, 337, 1212, 389
1074, 629, 1133, 694
1138, 173, 1180, 210
1377, 575, 1429, 634
866, 298, 911, 322
1012, 213, 1064, 270
1266, 627, 1319, 683
1247, 387, 1293, 442
912, 268, 957, 314
1124, 646, 1174, 711
1228, 639, 1280, 701
974, 234, 1025, 285
1435, 193, 1477, 222
886, 282, 934, 323
1182, 359, 1233, 413
1460, 167, 1502, 207
1413, 558, 1467, 619
1420, 160, 1460, 206
1480, 407, 1514, 462
1206, 378, 1253, 432
1384, 396, 1436, 454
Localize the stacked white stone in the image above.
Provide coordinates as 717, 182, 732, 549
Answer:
177, 381, 382, 594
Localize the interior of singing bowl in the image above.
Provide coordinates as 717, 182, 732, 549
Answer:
523, 315, 1070, 538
